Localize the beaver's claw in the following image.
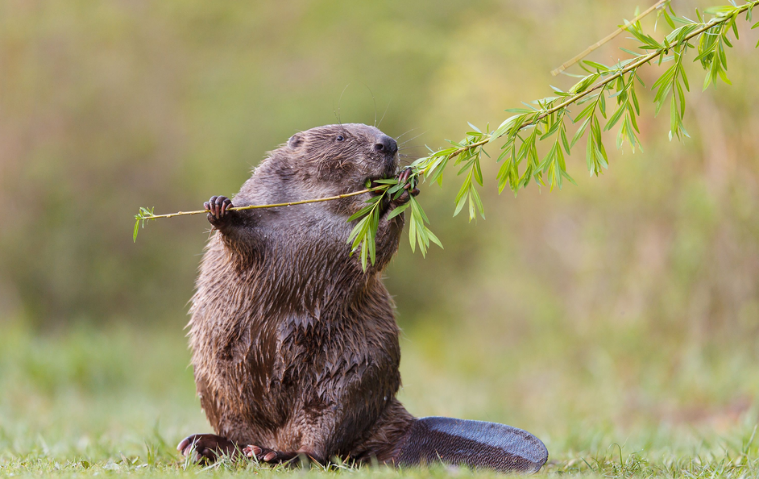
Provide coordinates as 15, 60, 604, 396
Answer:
243, 445, 300, 464
204, 195, 233, 228
178, 434, 237, 464
392, 168, 420, 206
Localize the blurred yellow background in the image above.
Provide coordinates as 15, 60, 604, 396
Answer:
0, 0, 757, 469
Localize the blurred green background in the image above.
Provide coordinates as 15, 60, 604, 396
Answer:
1, 0, 758, 475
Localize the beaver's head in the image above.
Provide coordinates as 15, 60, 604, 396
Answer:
232, 123, 405, 272
284, 123, 399, 194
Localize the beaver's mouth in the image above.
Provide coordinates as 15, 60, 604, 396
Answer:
366, 174, 395, 196
366, 162, 399, 195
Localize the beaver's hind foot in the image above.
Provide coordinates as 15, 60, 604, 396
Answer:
177, 433, 237, 463
243, 445, 308, 464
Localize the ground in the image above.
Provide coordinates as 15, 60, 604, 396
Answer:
0, 320, 756, 478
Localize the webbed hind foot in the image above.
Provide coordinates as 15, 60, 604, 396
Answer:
178, 433, 237, 464
243, 445, 301, 464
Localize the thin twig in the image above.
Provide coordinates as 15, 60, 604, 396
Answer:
141, 186, 384, 220
551, 0, 668, 76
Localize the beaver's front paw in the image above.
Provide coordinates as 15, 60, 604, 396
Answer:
204, 195, 234, 228
391, 168, 420, 206
243, 445, 300, 465
178, 433, 237, 463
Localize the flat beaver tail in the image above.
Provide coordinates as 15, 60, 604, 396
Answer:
394, 417, 548, 474
348, 399, 415, 464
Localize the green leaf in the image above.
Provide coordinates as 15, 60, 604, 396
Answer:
652, 64, 676, 88
453, 190, 468, 217
704, 5, 737, 17
679, 65, 690, 91
426, 228, 443, 249
347, 216, 369, 250
604, 104, 627, 131
410, 196, 430, 224
620, 47, 644, 57
472, 157, 484, 186
663, 9, 676, 28
731, 16, 739, 39
571, 118, 591, 148
625, 21, 664, 49
408, 213, 417, 253
469, 184, 485, 220
360, 243, 368, 271
386, 202, 410, 220
347, 204, 376, 223
491, 115, 521, 139
583, 60, 611, 72
574, 102, 597, 124
369, 209, 379, 266
560, 168, 577, 186
676, 82, 686, 117
569, 73, 600, 94
559, 127, 571, 155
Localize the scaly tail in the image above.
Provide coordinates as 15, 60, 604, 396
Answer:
395, 417, 548, 473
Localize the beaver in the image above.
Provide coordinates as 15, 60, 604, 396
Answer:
178, 123, 548, 473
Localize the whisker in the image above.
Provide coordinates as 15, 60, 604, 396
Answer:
398, 131, 427, 148
377, 100, 391, 129
395, 127, 421, 142
362, 84, 378, 127
398, 152, 424, 163
334, 84, 350, 125
398, 156, 420, 166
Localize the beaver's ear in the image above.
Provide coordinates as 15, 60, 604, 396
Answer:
288, 133, 304, 150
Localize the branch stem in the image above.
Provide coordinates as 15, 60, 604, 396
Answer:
551, 0, 669, 76
443, 3, 755, 163
141, 186, 384, 220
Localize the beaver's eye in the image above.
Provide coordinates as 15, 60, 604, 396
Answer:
336, 135, 344, 142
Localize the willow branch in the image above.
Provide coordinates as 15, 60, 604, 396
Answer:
551, 0, 669, 76
138, 1, 752, 225
439, 3, 755, 164
139, 186, 383, 220
135, 0, 757, 257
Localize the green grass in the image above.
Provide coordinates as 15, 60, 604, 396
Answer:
0, 319, 757, 478
2, 1, 759, 477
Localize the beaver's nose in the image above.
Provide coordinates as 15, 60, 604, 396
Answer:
374, 135, 398, 155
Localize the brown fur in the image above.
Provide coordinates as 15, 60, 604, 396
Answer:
187, 124, 415, 463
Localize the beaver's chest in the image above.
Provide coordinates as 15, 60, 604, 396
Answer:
198, 311, 399, 432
